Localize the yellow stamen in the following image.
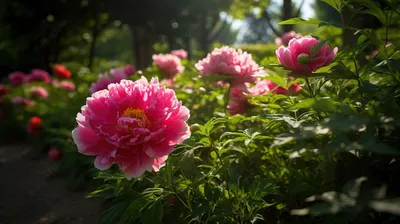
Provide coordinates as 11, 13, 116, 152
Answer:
121, 107, 151, 128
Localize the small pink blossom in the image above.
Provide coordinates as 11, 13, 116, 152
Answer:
160, 78, 175, 89
276, 36, 338, 73
227, 85, 249, 115
12, 96, 35, 107
124, 64, 135, 75
8, 72, 27, 86
275, 31, 302, 46
248, 79, 302, 95
72, 77, 190, 179
27, 69, 51, 83
48, 147, 62, 161
59, 81, 76, 91
89, 67, 131, 94
30, 87, 49, 98
152, 54, 184, 77
195, 46, 262, 84
171, 49, 188, 59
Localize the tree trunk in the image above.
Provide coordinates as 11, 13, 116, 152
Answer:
132, 27, 154, 70
282, 0, 293, 32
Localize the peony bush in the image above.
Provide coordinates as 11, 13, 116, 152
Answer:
1, 1, 400, 223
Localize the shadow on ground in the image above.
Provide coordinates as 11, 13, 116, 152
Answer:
0, 144, 103, 224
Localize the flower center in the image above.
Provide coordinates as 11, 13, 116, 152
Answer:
121, 107, 151, 128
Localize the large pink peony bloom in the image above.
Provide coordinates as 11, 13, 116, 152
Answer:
72, 77, 190, 179
152, 54, 184, 77
8, 71, 27, 86
171, 49, 188, 59
276, 36, 338, 73
27, 69, 51, 83
30, 87, 49, 98
275, 31, 302, 46
195, 46, 262, 84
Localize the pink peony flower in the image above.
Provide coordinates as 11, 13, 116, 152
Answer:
152, 54, 184, 77
275, 31, 302, 46
170, 49, 188, 59
195, 46, 262, 85
89, 70, 129, 94
48, 147, 62, 161
248, 79, 302, 95
124, 64, 135, 75
276, 36, 338, 73
160, 78, 175, 89
11, 96, 26, 105
30, 87, 48, 98
59, 81, 75, 91
8, 71, 27, 86
72, 77, 190, 179
27, 69, 51, 83
12, 96, 35, 107
227, 85, 250, 115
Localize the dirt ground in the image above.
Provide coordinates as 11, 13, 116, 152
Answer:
0, 144, 103, 224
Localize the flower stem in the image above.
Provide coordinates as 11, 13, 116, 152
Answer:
305, 77, 314, 98
224, 83, 232, 114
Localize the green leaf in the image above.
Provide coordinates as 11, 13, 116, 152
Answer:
321, 0, 343, 12
279, 18, 322, 25
290, 98, 338, 113
140, 200, 163, 224
264, 73, 287, 89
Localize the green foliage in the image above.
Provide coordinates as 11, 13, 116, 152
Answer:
2, 1, 400, 223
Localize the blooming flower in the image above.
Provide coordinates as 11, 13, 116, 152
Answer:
124, 64, 135, 75
275, 31, 302, 46
0, 84, 8, 96
27, 69, 51, 83
276, 36, 338, 73
12, 96, 35, 107
248, 79, 302, 95
59, 81, 75, 91
89, 66, 132, 94
152, 54, 184, 78
195, 46, 262, 84
30, 87, 49, 98
8, 72, 27, 86
48, 147, 62, 161
53, 64, 71, 79
227, 85, 250, 115
72, 77, 190, 179
170, 49, 188, 59
28, 116, 42, 136
227, 78, 302, 115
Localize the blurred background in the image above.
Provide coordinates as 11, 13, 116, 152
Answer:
0, 0, 369, 76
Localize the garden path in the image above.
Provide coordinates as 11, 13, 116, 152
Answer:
0, 144, 103, 224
